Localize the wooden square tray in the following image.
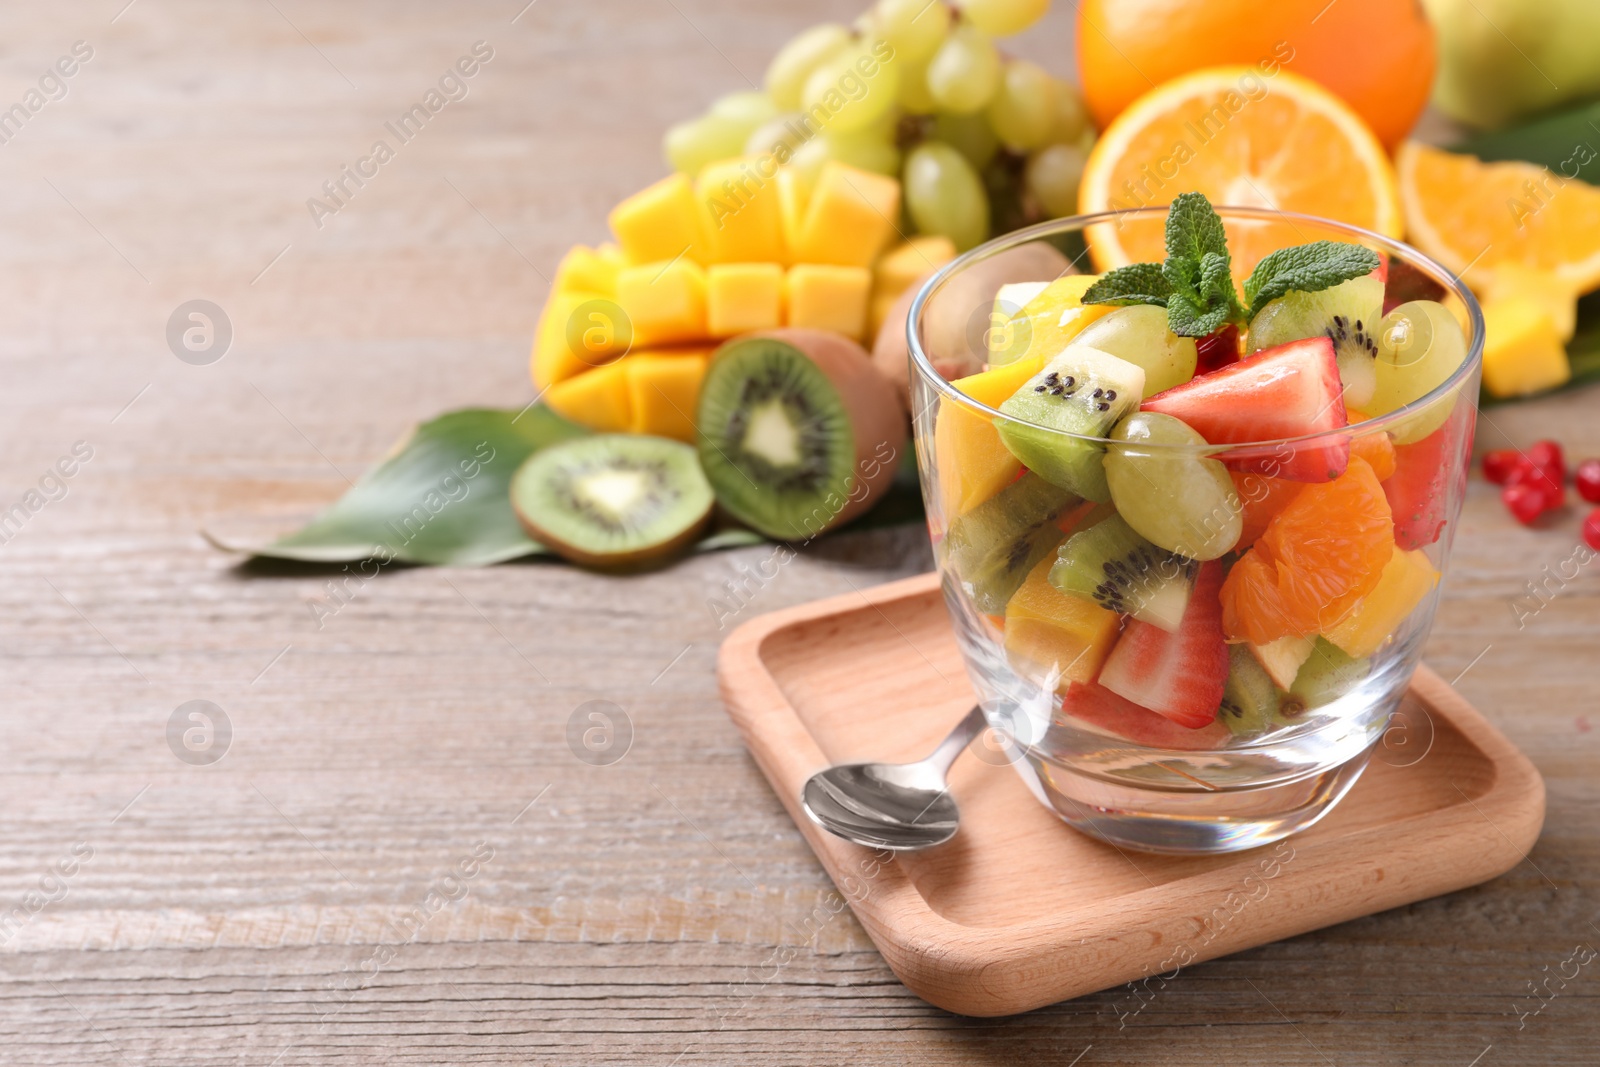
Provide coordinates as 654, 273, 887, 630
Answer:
717, 572, 1545, 1017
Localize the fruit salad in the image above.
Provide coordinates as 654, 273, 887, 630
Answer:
924, 194, 1475, 749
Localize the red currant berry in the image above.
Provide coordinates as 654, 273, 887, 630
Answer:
1482, 449, 1525, 484
1528, 439, 1565, 482
1576, 459, 1600, 504
1503, 483, 1545, 526
1585, 508, 1600, 552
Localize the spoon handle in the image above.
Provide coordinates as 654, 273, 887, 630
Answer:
925, 705, 987, 776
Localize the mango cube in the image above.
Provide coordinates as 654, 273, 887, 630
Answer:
790, 162, 901, 267
1004, 555, 1121, 691
697, 157, 786, 264
543, 359, 632, 433
932, 355, 1047, 517
1484, 264, 1577, 341
617, 258, 709, 346
707, 263, 785, 338
784, 264, 871, 340
531, 290, 630, 389
553, 245, 620, 296
1481, 296, 1570, 398
1325, 547, 1439, 659
608, 174, 707, 265
875, 235, 958, 298
626, 350, 711, 442
776, 168, 813, 261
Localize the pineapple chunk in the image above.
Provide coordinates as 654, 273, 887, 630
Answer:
784, 264, 871, 340
617, 258, 709, 346
1481, 295, 1570, 398
707, 263, 785, 337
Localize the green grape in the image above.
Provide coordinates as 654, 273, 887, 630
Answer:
765, 23, 852, 110
986, 60, 1056, 151
1105, 411, 1242, 561
710, 90, 779, 130
1048, 77, 1090, 145
1024, 141, 1086, 217
897, 54, 939, 113
1071, 306, 1198, 396
787, 135, 834, 186
872, 0, 951, 63
828, 129, 903, 175
904, 141, 990, 251
926, 24, 1001, 114
663, 113, 749, 175
801, 38, 901, 133
934, 110, 999, 169
956, 0, 1051, 37
744, 112, 807, 159
1371, 300, 1467, 443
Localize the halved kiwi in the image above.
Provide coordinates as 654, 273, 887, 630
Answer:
1246, 275, 1384, 408
697, 329, 907, 541
510, 434, 712, 569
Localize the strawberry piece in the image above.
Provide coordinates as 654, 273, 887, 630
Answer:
1142, 336, 1350, 483
1193, 323, 1239, 377
1061, 682, 1231, 750
1386, 421, 1462, 550
1097, 560, 1228, 729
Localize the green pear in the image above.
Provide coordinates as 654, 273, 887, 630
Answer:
1424, 0, 1600, 129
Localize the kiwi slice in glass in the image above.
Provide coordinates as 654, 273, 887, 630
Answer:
944, 472, 1080, 614
696, 329, 907, 540
1246, 275, 1384, 409
510, 434, 712, 569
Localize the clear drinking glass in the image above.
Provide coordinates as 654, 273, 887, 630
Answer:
907, 207, 1483, 854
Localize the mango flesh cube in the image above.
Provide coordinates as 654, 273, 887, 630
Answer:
543, 359, 632, 433
784, 264, 871, 340
531, 290, 630, 389
1325, 546, 1439, 659
609, 174, 706, 265
553, 245, 620, 296
1481, 295, 1570, 397
933, 354, 1048, 517
990, 274, 1111, 366
1004, 555, 1121, 691
697, 157, 786, 264
776, 168, 813, 263
1484, 264, 1577, 341
617, 259, 709, 346
626, 351, 711, 442
791, 162, 901, 267
875, 235, 958, 299
707, 263, 785, 338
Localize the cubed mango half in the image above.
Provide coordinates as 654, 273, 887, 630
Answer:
608, 173, 707, 265
874, 235, 958, 299
697, 157, 786, 264
789, 162, 901, 267
784, 264, 871, 341
1481, 295, 1570, 398
617, 258, 708, 346
543, 359, 633, 433
552, 245, 620, 297
531, 290, 630, 389
707, 263, 785, 338
627, 350, 712, 442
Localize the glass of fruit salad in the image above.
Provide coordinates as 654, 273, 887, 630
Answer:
906, 194, 1483, 854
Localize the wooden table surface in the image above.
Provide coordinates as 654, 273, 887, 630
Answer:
1, 1, 1595, 1063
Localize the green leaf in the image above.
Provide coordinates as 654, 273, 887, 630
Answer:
219, 406, 589, 566
1166, 291, 1232, 338
1242, 241, 1382, 318
1455, 99, 1600, 187
207, 405, 929, 566
1164, 191, 1230, 266
1080, 262, 1172, 307
1198, 251, 1243, 320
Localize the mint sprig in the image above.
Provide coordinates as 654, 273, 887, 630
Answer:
1081, 192, 1382, 338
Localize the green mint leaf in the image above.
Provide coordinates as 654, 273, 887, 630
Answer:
1161, 251, 1242, 337
1165, 192, 1230, 266
1166, 291, 1232, 338
1080, 263, 1172, 307
1198, 252, 1243, 321
1243, 241, 1383, 319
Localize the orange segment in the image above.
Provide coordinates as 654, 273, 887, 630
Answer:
1229, 470, 1303, 549
1079, 67, 1402, 277
1349, 428, 1396, 481
1221, 455, 1394, 644
1397, 142, 1600, 296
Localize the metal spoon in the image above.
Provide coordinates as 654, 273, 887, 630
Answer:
800, 705, 988, 851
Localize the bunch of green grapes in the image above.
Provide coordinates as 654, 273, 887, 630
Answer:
660, 0, 1096, 252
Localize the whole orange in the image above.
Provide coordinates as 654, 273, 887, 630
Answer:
1077, 0, 1435, 149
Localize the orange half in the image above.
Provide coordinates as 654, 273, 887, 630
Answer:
1079, 67, 1402, 277
1397, 141, 1600, 295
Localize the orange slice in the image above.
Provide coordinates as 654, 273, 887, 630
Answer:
1397, 142, 1600, 295
1079, 67, 1402, 277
